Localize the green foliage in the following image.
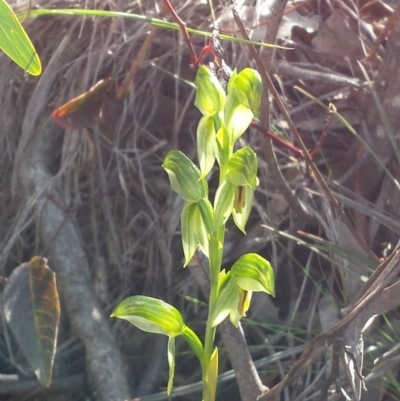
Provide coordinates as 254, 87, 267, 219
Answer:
111, 295, 187, 337
162, 150, 208, 202
181, 202, 210, 265
112, 64, 275, 400
210, 253, 274, 329
0, 0, 41, 75
194, 66, 226, 115
111, 295, 203, 394
231, 253, 275, 295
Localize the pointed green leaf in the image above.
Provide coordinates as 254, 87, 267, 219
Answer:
209, 236, 223, 278
0, 0, 41, 75
214, 180, 235, 228
111, 296, 186, 337
195, 65, 226, 116
231, 253, 275, 296
224, 68, 262, 143
2, 257, 60, 387
225, 100, 254, 143
226, 69, 238, 93
167, 337, 176, 395
162, 150, 208, 202
226, 147, 259, 188
211, 272, 239, 327
181, 202, 209, 266
197, 115, 217, 178
181, 202, 199, 267
232, 185, 255, 234
215, 125, 232, 167
204, 347, 219, 401
198, 198, 214, 234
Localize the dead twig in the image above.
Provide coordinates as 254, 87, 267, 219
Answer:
274, 61, 363, 88
162, 0, 198, 66
259, 248, 400, 400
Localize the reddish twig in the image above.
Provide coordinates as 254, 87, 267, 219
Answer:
162, 0, 199, 66
251, 122, 304, 158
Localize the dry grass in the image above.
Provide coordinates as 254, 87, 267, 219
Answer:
1, 1, 400, 400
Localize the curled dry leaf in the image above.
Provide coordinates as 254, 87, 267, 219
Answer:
2, 256, 60, 387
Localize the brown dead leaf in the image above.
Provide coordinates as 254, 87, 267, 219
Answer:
311, 10, 364, 59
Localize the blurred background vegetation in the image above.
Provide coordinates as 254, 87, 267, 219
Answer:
1, 1, 400, 400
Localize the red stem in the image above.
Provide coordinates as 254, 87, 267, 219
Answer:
162, 0, 199, 66
251, 122, 304, 158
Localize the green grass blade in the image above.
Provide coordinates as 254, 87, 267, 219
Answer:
19, 8, 290, 49
0, 0, 41, 75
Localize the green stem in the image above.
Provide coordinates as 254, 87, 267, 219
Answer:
202, 228, 225, 401
182, 326, 204, 370
202, 151, 230, 400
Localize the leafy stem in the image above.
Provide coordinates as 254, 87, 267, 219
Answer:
112, 65, 275, 400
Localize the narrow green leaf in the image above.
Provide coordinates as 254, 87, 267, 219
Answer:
167, 337, 176, 395
213, 180, 235, 228
181, 325, 204, 364
181, 203, 199, 267
2, 257, 60, 387
204, 347, 219, 401
209, 236, 223, 278
111, 296, 186, 337
181, 202, 209, 266
0, 0, 41, 75
198, 198, 214, 234
211, 272, 239, 327
195, 65, 226, 116
215, 125, 232, 167
197, 115, 217, 178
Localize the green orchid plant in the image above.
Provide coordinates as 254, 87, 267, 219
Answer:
111, 65, 275, 401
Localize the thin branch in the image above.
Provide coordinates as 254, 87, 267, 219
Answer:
162, 0, 198, 66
